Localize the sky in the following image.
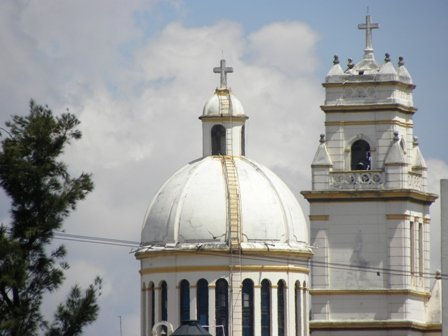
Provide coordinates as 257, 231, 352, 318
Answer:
1, 0, 447, 335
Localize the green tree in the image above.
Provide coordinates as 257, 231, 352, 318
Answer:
0, 101, 100, 336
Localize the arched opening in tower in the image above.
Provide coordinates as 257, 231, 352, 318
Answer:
351, 139, 371, 170
211, 124, 226, 155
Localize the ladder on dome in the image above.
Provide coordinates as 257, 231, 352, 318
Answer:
221, 155, 243, 336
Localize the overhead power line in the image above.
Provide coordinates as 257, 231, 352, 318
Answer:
5, 228, 447, 280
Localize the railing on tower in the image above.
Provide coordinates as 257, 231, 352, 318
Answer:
329, 170, 385, 190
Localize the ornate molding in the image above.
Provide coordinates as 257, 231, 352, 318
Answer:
199, 115, 248, 122
310, 320, 441, 331
325, 120, 412, 128
136, 248, 313, 260
309, 288, 430, 299
309, 215, 329, 221
140, 264, 309, 275
386, 214, 411, 220
322, 80, 416, 90
301, 189, 437, 205
330, 171, 384, 190
321, 103, 416, 114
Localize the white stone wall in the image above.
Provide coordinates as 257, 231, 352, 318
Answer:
139, 252, 310, 336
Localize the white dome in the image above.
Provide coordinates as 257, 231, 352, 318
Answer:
202, 90, 245, 117
141, 156, 309, 248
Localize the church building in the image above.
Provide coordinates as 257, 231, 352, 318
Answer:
135, 15, 443, 336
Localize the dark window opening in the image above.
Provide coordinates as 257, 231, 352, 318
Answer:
150, 282, 155, 329
242, 279, 254, 336
212, 125, 226, 155
180, 280, 190, 322
277, 280, 286, 336
351, 139, 371, 170
161, 281, 168, 334
197, 279, 209, 328
261, 279, 271, 336
215, 279, 228, 336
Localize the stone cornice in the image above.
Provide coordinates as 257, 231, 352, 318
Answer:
199, 115, 248, 122
325, 119, 413, 128
322, 80, 416, 90
320, 103, 417, 114
309, 288, 430, 299
139, 264, 310, 275
310, 320, 441, 331
301, 189, 438, 205
135, 248, 313, 260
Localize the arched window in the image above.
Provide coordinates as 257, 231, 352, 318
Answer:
351, 139, 371, 170
277, 280, 286, 336
242, 279, 254, 336
295, 281, 302, 336
215, 279, 228, 336
261, 279, 271, 336
149, 282, 155, 330
197, 279, 209, 327
179, 280, 190, 322
160, 281, 168, 334
212, 125, 226, 155
241, 125, 246, 156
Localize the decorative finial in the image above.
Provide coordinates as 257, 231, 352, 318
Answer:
333, 55, 339, 65
398, 56, 405, 66
357, 15, 380, 59
213, 59, 233, 89
347, 58, 354, 69
384, 53, 390, 63
413, 136, 419, 146
319, 134, 326, 144
393, 131, 400, 141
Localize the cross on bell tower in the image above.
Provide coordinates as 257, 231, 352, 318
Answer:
213, 59, 233, 89
358, 15, 379, 60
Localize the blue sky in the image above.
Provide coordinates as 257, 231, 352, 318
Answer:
1, 1, 447, 335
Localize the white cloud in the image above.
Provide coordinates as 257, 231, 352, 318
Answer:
0, 1, 323, 333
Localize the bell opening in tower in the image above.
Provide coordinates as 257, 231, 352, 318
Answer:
211, 124, 226, 155
351, 139, 371, 170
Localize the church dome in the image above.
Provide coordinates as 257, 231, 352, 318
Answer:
202, 89, 245, 117
141, 156, 309, 249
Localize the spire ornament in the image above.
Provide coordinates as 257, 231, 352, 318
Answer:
358, 15, 379, 60
333, 55, 340, 65
347, 58, 354, 69
213, 59, 233, 89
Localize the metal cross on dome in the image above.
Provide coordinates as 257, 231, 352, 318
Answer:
213, 59, 233, 88
358, 15, 379, 51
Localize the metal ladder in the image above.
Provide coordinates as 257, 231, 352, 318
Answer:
221, 156, 243, 336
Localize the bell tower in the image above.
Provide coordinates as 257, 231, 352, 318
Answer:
302, 15, 440, 335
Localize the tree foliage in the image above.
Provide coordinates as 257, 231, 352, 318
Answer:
0, 101, 100, 336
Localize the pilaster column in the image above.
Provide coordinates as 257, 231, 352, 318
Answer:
168, 282, 179, 328
295, 284, 303, 336
303, 287, 308, 336
190, 285, 197, 320
287, 284, 296, 336
208, 284, 216, 336
253, 285, 261, 336
154, 287, 161, 323
271, 285, 278, 336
